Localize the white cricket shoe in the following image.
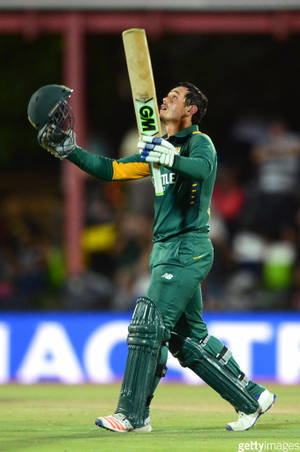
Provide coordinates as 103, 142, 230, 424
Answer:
95, 413, 133, 432
133, 416, 153, 433
226, 389, 276, 432
95, 413, 152, 433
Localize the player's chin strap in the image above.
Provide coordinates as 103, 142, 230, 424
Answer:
115, 296, 168, 428
169, 332, 259, 414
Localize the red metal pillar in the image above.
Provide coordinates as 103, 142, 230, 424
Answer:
63, 12, 86, 276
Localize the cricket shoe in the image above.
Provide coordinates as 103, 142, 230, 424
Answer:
133, 416, 153, 433
95, 413, 152, 433
226, 389, 276, 432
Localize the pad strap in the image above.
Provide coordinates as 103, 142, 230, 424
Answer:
216, 346, 232, 365
238, 372, 250, 388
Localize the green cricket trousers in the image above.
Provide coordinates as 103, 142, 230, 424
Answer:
147, 230, 214, 341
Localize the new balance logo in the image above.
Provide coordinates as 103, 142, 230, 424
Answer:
161, 273, 174, 280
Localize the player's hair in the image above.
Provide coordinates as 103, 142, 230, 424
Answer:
174, 81, 208, 125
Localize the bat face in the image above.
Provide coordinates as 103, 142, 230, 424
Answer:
136, 98, 160, 136
122, 28, 164, 195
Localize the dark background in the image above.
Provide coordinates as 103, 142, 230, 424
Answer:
1, 30, 300, 311
1, 32, 299, 171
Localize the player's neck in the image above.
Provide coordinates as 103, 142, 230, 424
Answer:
164, 118, 192, 138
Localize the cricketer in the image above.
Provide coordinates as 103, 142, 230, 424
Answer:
27, 82, 276, 433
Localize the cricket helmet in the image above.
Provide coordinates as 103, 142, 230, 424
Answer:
27, 84, 74, 131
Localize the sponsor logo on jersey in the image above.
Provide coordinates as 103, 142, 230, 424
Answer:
161, 272, 174, 280
161, 172, 176, 186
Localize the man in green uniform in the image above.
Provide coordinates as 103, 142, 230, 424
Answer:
27, 82, 275, 433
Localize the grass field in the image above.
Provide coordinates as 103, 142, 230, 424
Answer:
0, 383, 299, 452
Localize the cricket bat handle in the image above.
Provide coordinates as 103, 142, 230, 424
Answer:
152, 162, 163, 196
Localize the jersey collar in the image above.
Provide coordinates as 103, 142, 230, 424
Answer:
164, 125, 199, 142
174, 124, 199, 137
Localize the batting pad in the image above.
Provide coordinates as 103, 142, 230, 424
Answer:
116, 296, 166, 427
169, 333, 259, 414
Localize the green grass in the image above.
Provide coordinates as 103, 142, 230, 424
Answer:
0, 383, 299, 452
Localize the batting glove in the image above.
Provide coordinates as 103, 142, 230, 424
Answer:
137, 136, 177, 168
38, 125, 76, 160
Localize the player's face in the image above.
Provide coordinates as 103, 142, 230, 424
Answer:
160, 86, 189, 123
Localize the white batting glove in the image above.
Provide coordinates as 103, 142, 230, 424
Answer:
137, 136, 177, 168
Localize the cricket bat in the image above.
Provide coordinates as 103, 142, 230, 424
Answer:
122, 28, 164, 196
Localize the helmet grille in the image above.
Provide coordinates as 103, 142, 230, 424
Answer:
47, 100, 74, 144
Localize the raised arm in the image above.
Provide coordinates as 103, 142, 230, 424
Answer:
38, 126, 151, 182
68, 146, 151, 182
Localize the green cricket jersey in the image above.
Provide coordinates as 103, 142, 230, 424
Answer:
68, 125, 217, 242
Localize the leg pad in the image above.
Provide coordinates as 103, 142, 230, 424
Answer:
116, 297, 166, 427
169, 332, 259, 414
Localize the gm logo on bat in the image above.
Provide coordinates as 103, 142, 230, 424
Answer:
136, 98, 159, 135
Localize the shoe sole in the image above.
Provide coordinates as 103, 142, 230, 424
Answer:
95, 418, 131, 433
95, 418, 152, 433
133, 425, 153, 433
226, 394, 276, 432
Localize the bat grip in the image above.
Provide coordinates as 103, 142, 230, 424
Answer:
152, 163, 164, 196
